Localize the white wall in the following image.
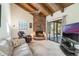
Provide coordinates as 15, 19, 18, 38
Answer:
11, 4, 33, 36
0, 3, 11, 39
64, 3, 79, 24
46, 4, 79, 25
46, 15, 52, 22
53, 11, 63, 20
46, 11, 63, 22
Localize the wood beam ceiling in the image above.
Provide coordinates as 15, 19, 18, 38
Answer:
55, 3, 73, 12
40, 3, 54, 15
15, 3, 73, 16
47, 3, 64, 12
28, 3, 46, 16
16, 3, 35, 12
57, 3, 73, 8
16, 3, 42, 16
29, 3, 49, 16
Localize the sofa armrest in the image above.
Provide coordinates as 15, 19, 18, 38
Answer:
13, 43, 32, 56
0, 51, 7, 56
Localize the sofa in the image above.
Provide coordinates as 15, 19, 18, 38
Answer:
0, 36, 33, 56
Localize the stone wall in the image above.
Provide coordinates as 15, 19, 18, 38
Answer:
33, 14, 46, 32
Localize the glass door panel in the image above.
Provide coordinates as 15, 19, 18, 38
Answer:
48, 19, 62, 43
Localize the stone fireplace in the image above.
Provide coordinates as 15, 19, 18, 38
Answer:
33, 14, 46, 32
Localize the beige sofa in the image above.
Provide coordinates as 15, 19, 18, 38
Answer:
0, 36, 33, 56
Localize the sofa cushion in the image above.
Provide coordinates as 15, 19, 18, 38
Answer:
0, 39, 11, 55
20, 38, 26, 44
6, 37, 13, 55
0, 36, 13, 56
13, 43, 32, 56
12, 38, 21, 48
0, 51, 7, 56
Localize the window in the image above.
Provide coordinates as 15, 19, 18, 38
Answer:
19, 20, 28, 30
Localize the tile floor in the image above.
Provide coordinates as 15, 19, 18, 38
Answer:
29, 40, 65, 56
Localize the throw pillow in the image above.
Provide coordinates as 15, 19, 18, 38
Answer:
12, 38, 21, 48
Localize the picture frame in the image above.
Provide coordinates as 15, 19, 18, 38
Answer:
19, 20, 28, 30
29, 23, 32, 28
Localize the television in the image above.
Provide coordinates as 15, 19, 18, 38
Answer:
63, 22, 79, 42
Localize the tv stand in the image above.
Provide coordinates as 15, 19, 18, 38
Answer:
61, 37, 79, 56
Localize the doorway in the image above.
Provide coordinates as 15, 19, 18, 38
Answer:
48, 19, 62, 43
53, 20, 62, 42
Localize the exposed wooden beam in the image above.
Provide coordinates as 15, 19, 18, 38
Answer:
43, 3, 54, 13
15, 3, 73, 16
28, 3, 46, 16
16, 3, 35, 12
56, 3, 65, 12
55, 3, 73, 12
58, 3, 73, 8
38, 3, 50, 16
27, 3, 37, 10
30, 3, 49, 16
40, 3, 54, 15
47, 3, 64, 12
39, 12, 46, 16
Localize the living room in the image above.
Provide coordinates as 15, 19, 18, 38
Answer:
0, 3, 79, 56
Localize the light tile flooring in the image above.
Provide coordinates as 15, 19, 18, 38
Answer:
29, 40, 65, 56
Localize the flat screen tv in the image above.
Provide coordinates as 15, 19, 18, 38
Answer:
63, 22, 79, 42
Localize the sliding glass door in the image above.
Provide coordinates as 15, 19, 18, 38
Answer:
53, 20, 62, 42
48, 19, 62, 43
